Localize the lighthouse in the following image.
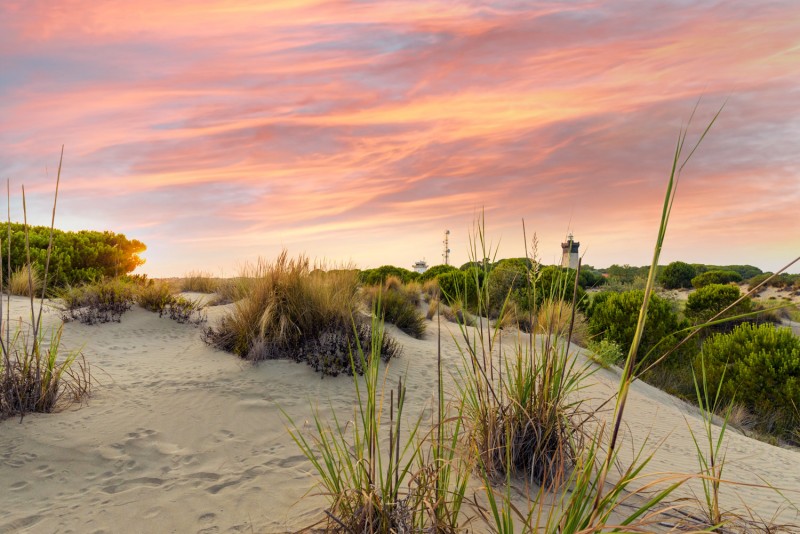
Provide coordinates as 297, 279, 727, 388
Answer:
561, 233, 579, 269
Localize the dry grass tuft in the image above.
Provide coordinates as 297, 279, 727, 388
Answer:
180, 271, 218, 293
8, 265, 42, 297
204, 251, 399, 376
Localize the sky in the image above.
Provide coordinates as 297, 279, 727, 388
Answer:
1, 0, 799, 277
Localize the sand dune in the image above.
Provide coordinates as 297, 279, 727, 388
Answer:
1, 296, 798, 533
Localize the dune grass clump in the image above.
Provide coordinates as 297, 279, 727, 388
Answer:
450, 217, 591, 490
58, 278, 136, 324
180, 270, 218, 293
211, 276, 252, 305
286, 301, 470, 532
1, 149, 91, 420
204, 252, 399, 376
362, 276, 426, 338
533, 298, 589, 346
136, 281, 206, 325
1, 325, 89, 417
136, 280, 174, 312
8, 265, 42, 297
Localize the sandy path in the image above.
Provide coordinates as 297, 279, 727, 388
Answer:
0, 297, 798, 533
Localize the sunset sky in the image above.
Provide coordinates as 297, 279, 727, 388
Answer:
2, 1, 799, 276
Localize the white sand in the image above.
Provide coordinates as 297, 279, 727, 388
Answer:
0, 296, 798, 533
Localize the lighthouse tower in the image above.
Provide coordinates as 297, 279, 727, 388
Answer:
560, 233, 579, 269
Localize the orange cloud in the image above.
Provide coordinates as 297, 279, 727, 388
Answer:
2, 1, 799, 275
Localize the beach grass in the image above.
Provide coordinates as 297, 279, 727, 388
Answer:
1, 148, 91, 420
180, 270, 218, 293
204, 251, 399, 376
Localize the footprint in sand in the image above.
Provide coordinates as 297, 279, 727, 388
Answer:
9, 480, 29, 491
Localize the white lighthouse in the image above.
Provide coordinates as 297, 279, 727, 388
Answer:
560, 233, 579, 269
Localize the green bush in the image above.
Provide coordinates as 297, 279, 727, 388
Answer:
578, 269, 606, 289
700, 323, 800, 440
587, 289, 681, 363
659, 261, 696, 289
517, 265, 586, 312
691, 270, 742, 289
586, 338, 624, 368
418, 264, 457, 282
437, 267, 484, 310
362, 283, 426, 339
58, 278, 137, 324
359, 265, 419, 285
604, 264, 649, 285
684, 283, 751, 324
486, 260, 528, 317
0, 222, 145, 288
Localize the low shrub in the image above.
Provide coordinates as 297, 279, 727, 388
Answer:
163, 295, 207, 325
659, 260, 697, 289
700, 322, 800, 441
684, 283, 751, 325
204, 253, 399, 376
586, 338, 624, 368
418, 263, 458, 282
588, 289, 682, 364
136, 282, 206, 325
359, 265, 419, 285
691, 269, 742, 289
58, 278, 136, 324
438, 267, 484, 310
363, 280, 426, 339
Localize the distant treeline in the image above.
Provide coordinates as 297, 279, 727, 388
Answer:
1, 222, 146, 287
359, 260, 797, 293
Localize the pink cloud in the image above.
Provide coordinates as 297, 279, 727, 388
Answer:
1, 1, 799, 275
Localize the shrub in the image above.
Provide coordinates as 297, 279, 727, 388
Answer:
700, 323, 800, 440
58, 278, 137, 324
578, 268, 606, 289
164, 295, 207, 325
8, 265, 42, 296
180, 271, 218, 293
588, 289, 682, 364
437, 267, 484, 310
0, 222, 145, 287
362, 280, 426, 339
204, 253, 399, 376
515, 265, 587, 313
691, 270, 742, 289
418, 263, 458, 282
586, 338, 623, 368
136, 281, 206, 324
486, 260, 527, 318
659, 261, 697, 289
684, 283, 751, 325
359, 265, 419, 285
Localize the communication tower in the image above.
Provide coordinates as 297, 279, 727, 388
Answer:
442, 230, 451, 265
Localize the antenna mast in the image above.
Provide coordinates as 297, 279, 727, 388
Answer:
442, 230, 451, 265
